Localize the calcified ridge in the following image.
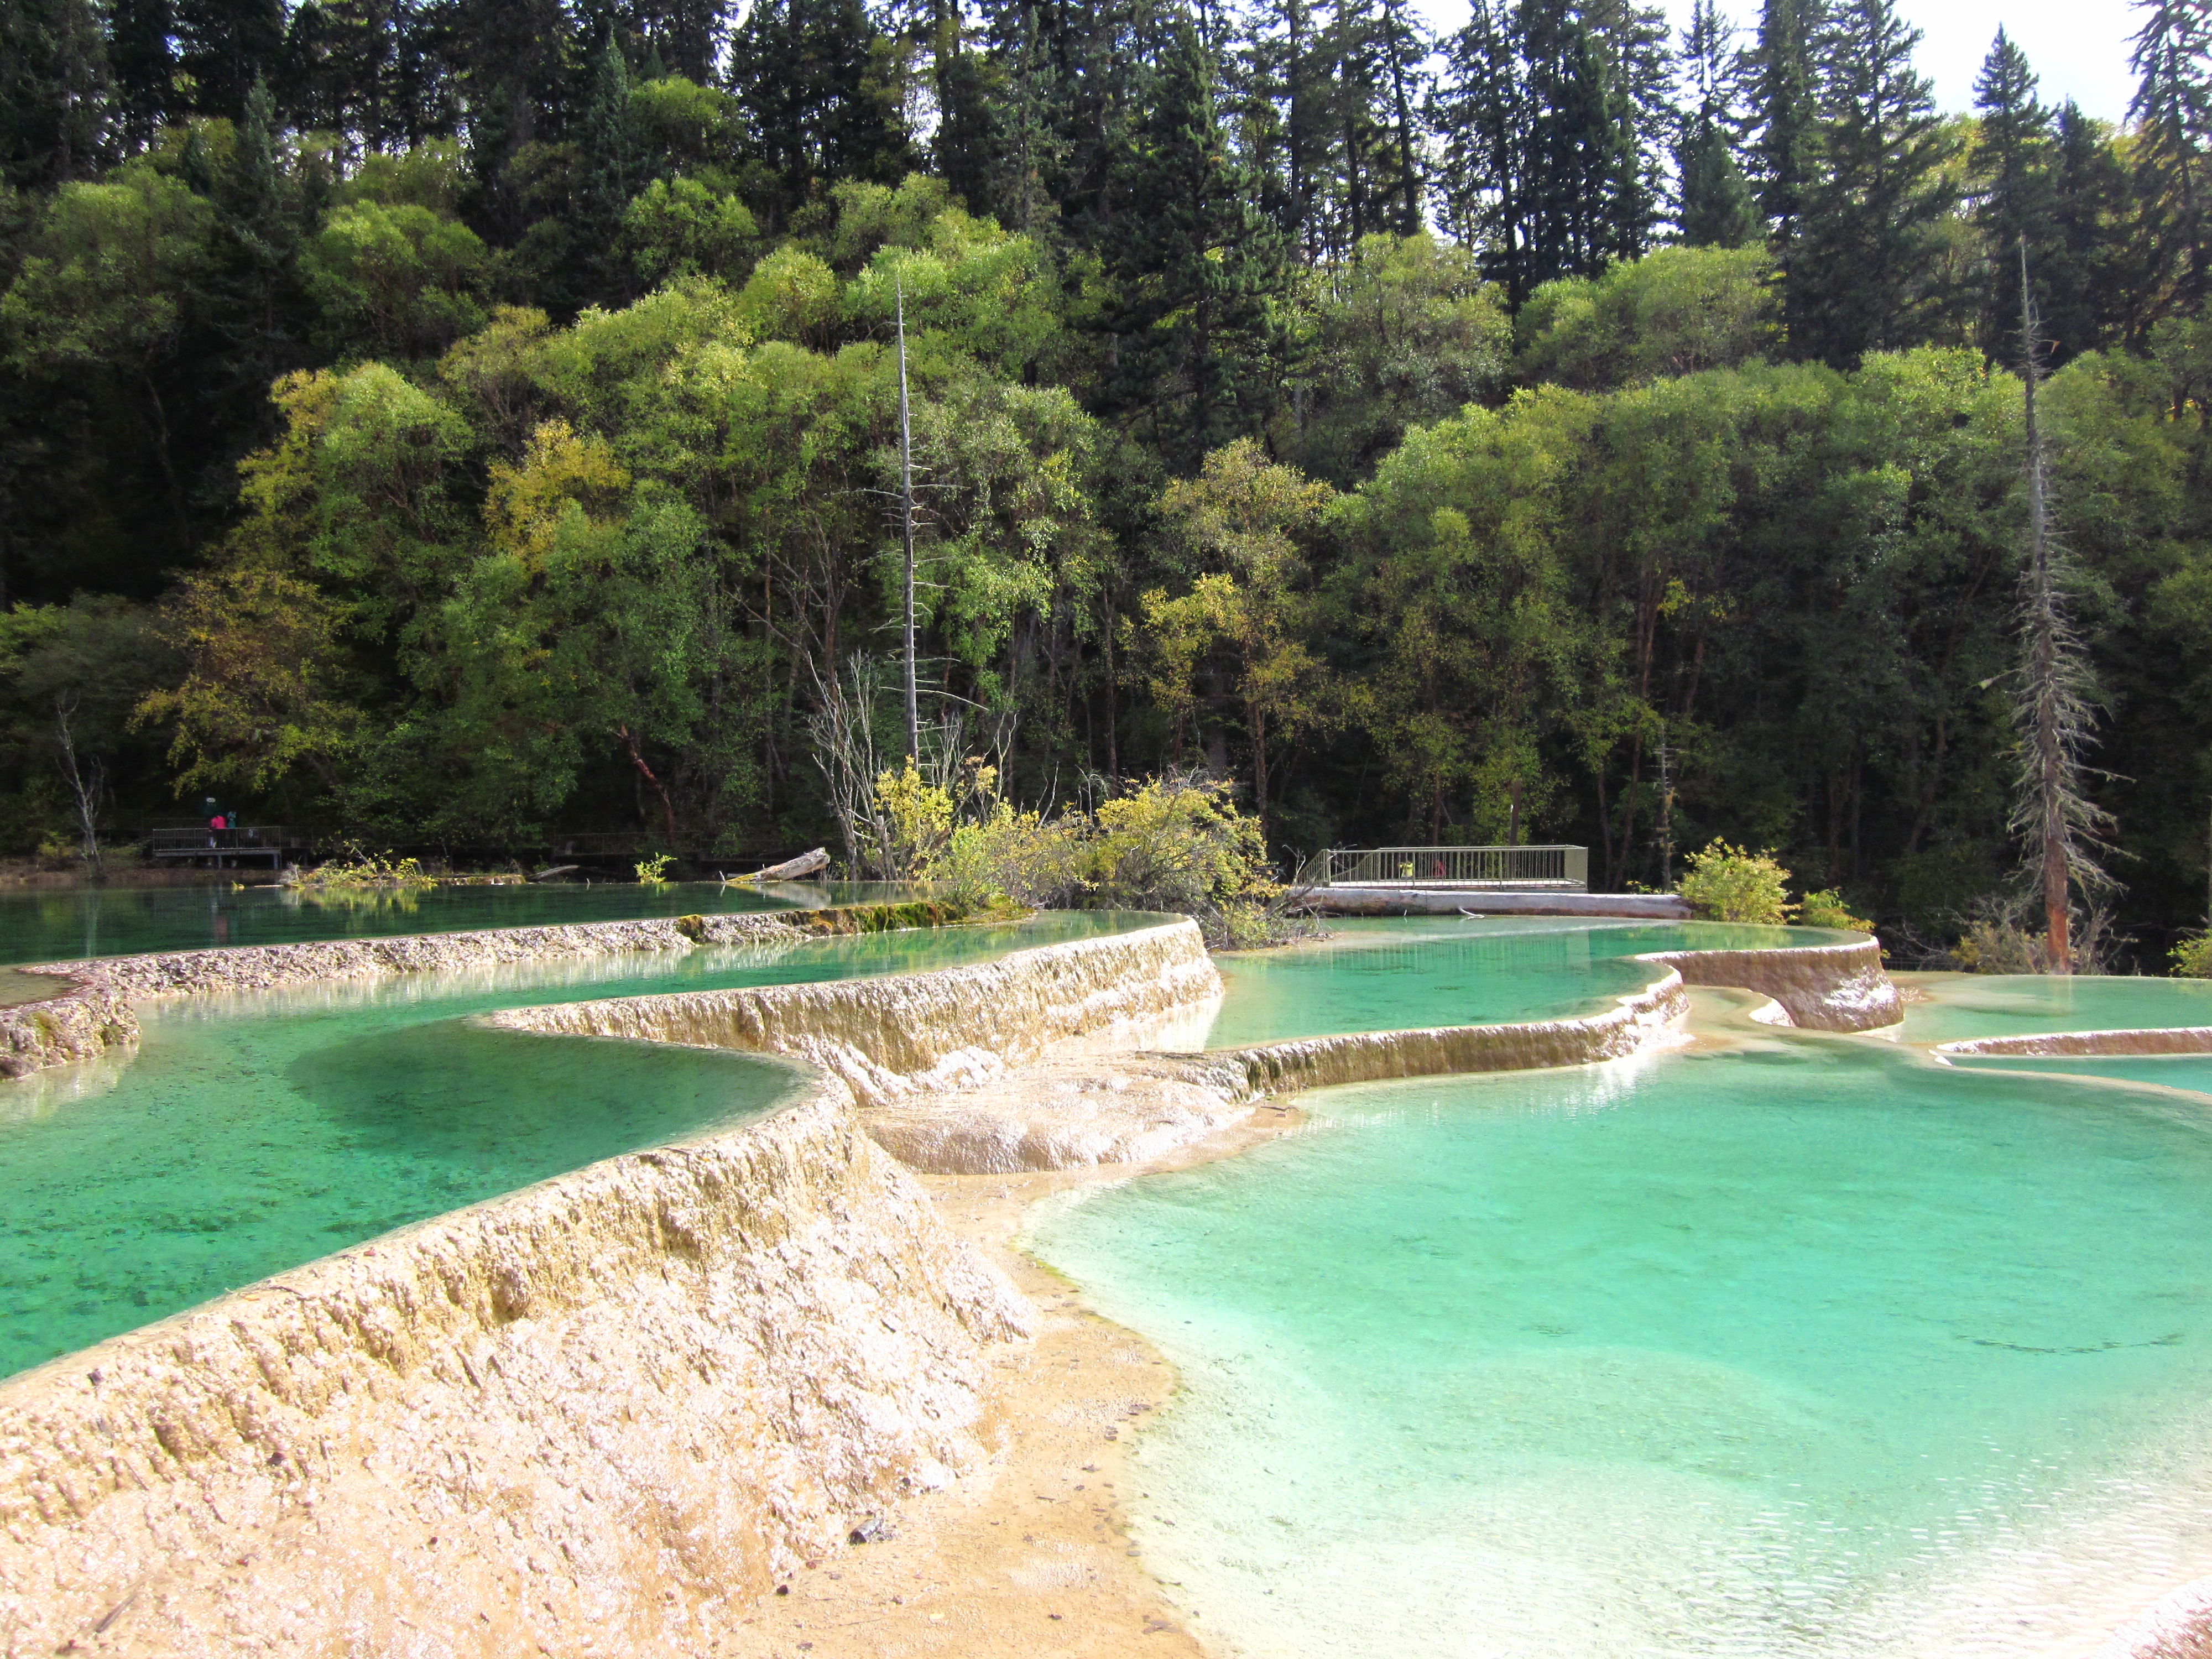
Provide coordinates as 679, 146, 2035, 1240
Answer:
0, 918, 1926, 1657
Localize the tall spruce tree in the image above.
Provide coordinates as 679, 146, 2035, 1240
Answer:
2128, 0, 2212, 324
173, 0, 284, 123
1109, 15, 1291, 466
1785, 0, 1952, 366
1748, 0, 1817, 243
1675, 0, 1755, 246
1310, 0, 1428, 254
727, 0, 911, 225
1, 0, 111, 189
105, 0, 175, 150
1432, 0, 1530, 298
2042, 101, 2127, 361
1971, 30, 2057, 361
1516, 0, 1642, 287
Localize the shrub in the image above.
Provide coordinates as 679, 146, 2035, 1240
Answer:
861, 764, 1308, 947
635, 852, 674, 884
1797, 888, 1875, 932
1955, 916, 2045, 974
2173, 931, 2212, 978
1677, 841, 1794, 924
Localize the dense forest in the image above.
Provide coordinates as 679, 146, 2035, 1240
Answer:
1, 0, 2209, 959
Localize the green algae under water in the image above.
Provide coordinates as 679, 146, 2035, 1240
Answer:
0, 911, 1146, 1379
1194, 918, 1844, 1050
0, 879, 915, 967
1032, 1035, 2212, 1658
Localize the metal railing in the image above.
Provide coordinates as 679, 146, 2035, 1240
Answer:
144, 823, 299, 864
1298, 844, 1588, 891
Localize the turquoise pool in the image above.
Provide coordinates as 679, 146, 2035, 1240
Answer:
1950, 1052, 2212, 1096
1898, 972, 2212, 1045
1195, 918, 1848, 1049
0, 879, 914, 967
0, 911, 1147, 1379
1035, 1025, 2212, 1657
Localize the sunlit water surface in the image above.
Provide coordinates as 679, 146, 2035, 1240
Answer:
1194, 919, 1849, 1049
1033, 1036, 2212, 1658
0, 911, 1149, 1378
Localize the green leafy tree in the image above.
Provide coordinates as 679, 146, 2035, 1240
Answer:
1516, 243, 1778, 390
0, 164, 217, 557
1138, 437, 1334, 833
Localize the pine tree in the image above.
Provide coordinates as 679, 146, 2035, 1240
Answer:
1, 0, 111, 189
2128, 0, 2212, 323
1515, 0, 1648, 288
1432, 0, 1530, 298
1971, 30, 2056, 361
1310, 0, 1428, 254
728, 0, 912, 225
2043, 101, 2128, 361
576, 35, 642, 299
1585, 0, 1674, 264
1233, 0, 1326, 254
1674, 0, 1755, 246
105, 0, 176, 150
1108, 15, 1292, 466
1747, 0, 1817, 243
1785, 0, 1953, 366
174, 0, 285, 123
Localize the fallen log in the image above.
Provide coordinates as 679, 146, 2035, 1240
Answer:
724, 847, 830, 884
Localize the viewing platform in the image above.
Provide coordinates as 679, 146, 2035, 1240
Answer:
143, 822, 303, 870
1293, 844, 1690, 921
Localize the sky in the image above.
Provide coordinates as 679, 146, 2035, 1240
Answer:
1408, 0, 2143, 125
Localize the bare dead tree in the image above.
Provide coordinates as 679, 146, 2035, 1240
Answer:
807, 653, 1016, 878
897, 279, 921, 764
53, 692, 105, 869
2010, 239, 2114, 973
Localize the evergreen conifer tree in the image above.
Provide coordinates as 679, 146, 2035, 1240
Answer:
1, 0, 111, 189
2042, 101, 2127, 361
1747, 0, 1817, 242
174, 0, 284, 122
1432, 0, 1530, 298
728, 0, 912, 225
1674, 0, 1755, 246
1109, 15, 1291, 466
1971, 30, 2057, 360
105, 0, 175, 150
2128, 0, 2212, 322
1786, 0, 1952, 366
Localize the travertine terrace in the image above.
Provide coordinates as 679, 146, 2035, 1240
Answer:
0, 915, 1908, 1656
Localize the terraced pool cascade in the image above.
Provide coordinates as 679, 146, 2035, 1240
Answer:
1031, 1029, 2212, 1659
0, 877, 915, 966
1896, 971, 2212, 1045
0, 909, 1150, 1380
1189, 917, 1857, 1049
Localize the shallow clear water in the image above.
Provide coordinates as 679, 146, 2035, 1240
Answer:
0, 879, 914, 966
1194, 919, 1839, 1050
1951, 1052, 2212, 1097
1899, 973, 2212, 1045
1033, 1038, 2212, 1658
0, 911, 1147, 1378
